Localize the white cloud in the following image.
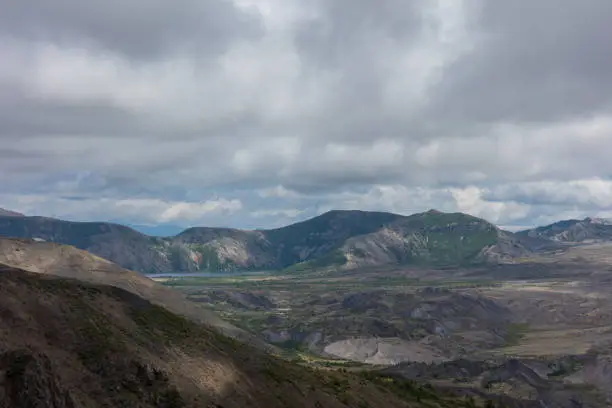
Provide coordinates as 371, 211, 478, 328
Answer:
449, 186, 530, 224
250, 208, 303, 219
257, 185, 300, 199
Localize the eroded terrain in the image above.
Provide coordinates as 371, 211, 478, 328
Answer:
155, 255, 612, 406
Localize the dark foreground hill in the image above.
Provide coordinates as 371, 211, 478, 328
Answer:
0, 265, 493, 408
0, 209, 548, 273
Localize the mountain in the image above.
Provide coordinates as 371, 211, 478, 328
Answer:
0, 209, 540, 273
284, 210, 543, 271
0, 264, 490, 407
0, 207, 24, 217
0, 215, 174, 272
517, 217, 612, 243
335, 211, 518, 269
0, 237, 272, 351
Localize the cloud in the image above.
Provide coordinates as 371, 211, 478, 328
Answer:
0, 194, 242, 225
0, 0, 262, 61
250, 208, 304, 219
1, 0, 612, 229
430, 0, 612, 123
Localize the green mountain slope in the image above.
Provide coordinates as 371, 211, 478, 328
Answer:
265, 210, 404, 267
0, 209, 538, 273
340, 210, 500, 268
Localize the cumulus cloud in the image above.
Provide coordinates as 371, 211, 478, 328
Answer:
2, 0, 612, 230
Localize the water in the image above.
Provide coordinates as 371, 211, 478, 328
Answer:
145, 271, 270, 279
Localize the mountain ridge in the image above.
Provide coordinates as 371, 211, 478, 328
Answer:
518, 216, 612, 243
0, 208, 552, 273
0, 207, 24, 217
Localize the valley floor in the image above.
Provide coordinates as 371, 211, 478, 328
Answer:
155, 259, 612, 407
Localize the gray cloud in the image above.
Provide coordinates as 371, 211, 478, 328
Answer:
431, 0, 612, 122
0, 90, 144, 138
1, 0, 262, 60
1, 0, 612, 228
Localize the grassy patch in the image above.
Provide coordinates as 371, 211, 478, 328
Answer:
284, 250, 348, 273
130, 303, 197, 342
547, 359, 583, 378
503, 323, 530, 346
356, 371, 501, 407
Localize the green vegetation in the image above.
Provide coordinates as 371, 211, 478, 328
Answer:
265, 210, 401, 267
502, 323, 530, 346
357, 372, 504, 408
18, 276, 187, 407
284, 249, 348, 272
401, 212, 499, 266
130, 302, 198, 344
547, 359, 583, 378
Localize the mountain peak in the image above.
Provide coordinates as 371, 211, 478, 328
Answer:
584, 216, 612, 225
0, 208, 24, 217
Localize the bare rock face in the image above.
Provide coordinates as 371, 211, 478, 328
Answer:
0, 350, 76, 408
323, 338, 445, 365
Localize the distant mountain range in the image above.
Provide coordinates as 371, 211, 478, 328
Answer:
517, 217, 612, 243
0, 207, 605, 274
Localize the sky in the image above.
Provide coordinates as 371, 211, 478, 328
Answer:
2, 0, 612, 233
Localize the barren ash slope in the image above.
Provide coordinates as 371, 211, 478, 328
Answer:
0, 208, 551, 273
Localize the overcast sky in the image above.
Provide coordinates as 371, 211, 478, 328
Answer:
2, 0, 612, 232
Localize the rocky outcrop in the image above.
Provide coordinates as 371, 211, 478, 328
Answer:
323, 338, 445, 365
